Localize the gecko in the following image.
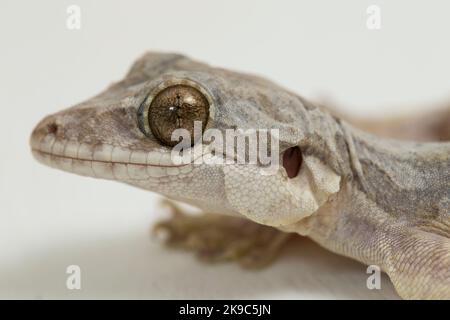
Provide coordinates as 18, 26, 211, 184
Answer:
30, 52, 450, 299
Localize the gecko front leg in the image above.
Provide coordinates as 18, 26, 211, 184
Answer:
153, 200, 292, 268
386, 227, 450, 299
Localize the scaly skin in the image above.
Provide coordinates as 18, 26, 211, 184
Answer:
30, 52, 450, 299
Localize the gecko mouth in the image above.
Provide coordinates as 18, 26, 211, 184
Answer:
30, 132, 194, 181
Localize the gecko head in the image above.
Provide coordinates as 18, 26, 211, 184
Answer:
31, 52, 345, 228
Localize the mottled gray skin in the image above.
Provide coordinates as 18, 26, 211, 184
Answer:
30, 53, 450, 299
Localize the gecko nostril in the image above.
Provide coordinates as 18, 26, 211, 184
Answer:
46, 122, 59, 135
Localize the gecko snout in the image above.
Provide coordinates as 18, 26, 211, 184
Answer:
30, 115, 53, 143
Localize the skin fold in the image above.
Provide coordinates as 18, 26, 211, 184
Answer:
30, 52, 450, 299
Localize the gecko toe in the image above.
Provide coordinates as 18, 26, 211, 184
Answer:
152, 200, 292, 269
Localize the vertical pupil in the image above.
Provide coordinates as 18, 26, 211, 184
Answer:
168, 99, 180, 126
168, 93, 183, 126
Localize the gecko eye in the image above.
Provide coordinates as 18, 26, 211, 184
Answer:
140, 84, 210, 147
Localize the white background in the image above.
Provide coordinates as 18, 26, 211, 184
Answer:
1, 0, 449, 299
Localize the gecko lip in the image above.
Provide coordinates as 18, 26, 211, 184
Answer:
29, 131, 195, 181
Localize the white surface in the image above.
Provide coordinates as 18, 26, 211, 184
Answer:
1, 0, 449, 299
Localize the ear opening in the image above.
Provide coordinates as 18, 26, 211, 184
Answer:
282, 146, 303, 178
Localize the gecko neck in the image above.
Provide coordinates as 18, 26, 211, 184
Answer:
348, 126, 450, 220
